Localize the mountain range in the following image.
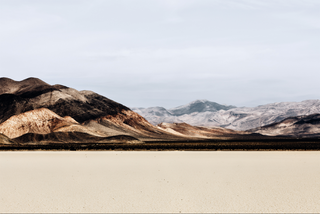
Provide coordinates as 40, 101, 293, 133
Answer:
0, 77, 248, 146
1, 77, 320, 148
133, 99, 320, 131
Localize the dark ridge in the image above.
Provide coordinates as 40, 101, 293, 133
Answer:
46, 93, 130, 123
84, 92, 130, 112
0, 90, 129, 124
294, 114, 320, 125
250, 113, 320, 132
18, 84, 68, 98
0, 94, 33, 123
0, 77, 130, 124
13, 132, 140, 144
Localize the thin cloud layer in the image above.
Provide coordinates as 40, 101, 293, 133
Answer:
0, 0, 320, 108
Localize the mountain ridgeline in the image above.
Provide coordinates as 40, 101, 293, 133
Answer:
169, 100, 236, 116
1, 77, 320, 147
132, 100, 237, 125
0, 77, 130, 124
0, 77, 249, 146
133, 99, 320, 133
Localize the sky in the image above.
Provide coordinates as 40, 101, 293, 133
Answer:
1, 0, 320, 108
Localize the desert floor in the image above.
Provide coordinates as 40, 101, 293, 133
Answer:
1, 151, 320, 213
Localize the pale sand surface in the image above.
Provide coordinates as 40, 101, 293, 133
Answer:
1, 151, 320, 213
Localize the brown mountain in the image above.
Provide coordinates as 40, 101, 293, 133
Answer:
0, 77, 130, 124
0, 77, 263, 145
0, 77, 187, 143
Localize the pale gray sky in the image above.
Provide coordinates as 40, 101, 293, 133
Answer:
1, 0, 320, 108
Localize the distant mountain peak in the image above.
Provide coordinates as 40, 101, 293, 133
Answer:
168, 99, 236, 116
191, 99, 209, 103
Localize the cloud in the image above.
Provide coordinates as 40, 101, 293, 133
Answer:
0, 0, 320, 108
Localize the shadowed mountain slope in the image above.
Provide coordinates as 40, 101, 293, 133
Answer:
13, 132, 142, 144
250, 114, 320, 137
0, 77, 130, 124
0, 133, 16, 145
157, 122, 248, 139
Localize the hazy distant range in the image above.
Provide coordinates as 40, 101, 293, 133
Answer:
132, 99, 320, 131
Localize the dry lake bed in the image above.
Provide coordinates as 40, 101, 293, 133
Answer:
1, 151, 320, 213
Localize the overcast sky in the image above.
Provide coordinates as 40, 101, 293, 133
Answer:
1, 0, 320, 108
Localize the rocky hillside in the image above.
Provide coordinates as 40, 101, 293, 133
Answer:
0, 108, 102, 139
0, 77, 131, 124
133, 99, 320, 131
157, 122, 248, 139
250, 114, 320, 137
1, 77, 229, 144
3, 77, 317, 145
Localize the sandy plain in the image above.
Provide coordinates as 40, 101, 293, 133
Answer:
1, 151, 320, 213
